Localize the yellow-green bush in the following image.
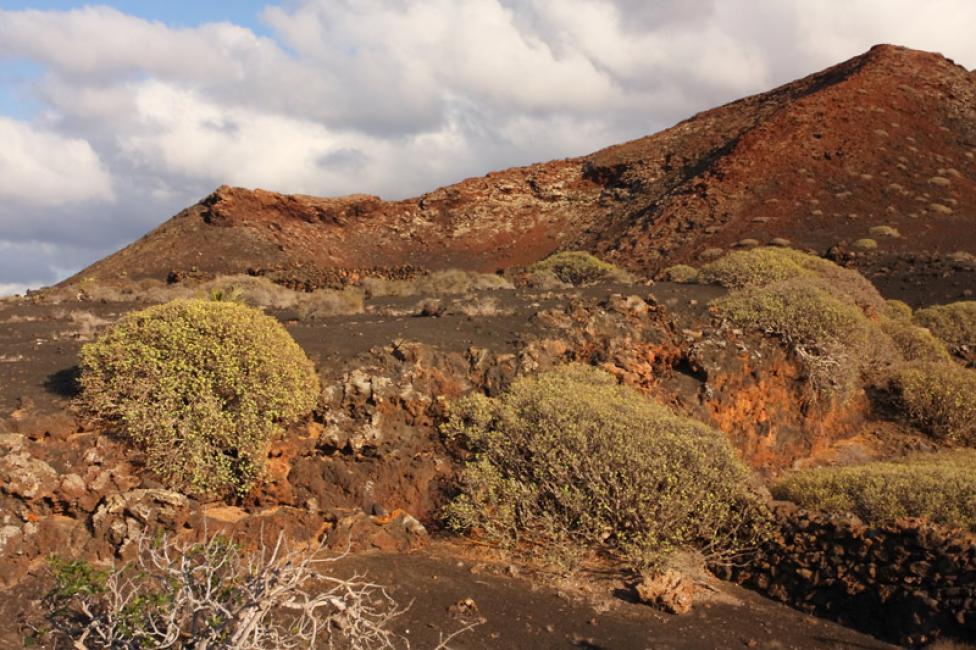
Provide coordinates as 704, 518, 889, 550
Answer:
772, 452, 976, 531
443, 364, 770, 569
714, 277, 882, 399
880, 318, 951, 363
887, 362, 976, 444
883, 299, 913, 321
914, 301, 976, 351
715, 278, 871, 347
698, 247, 883, 310
661, 264, 699, 283
79, 299, 320, 495
698, 247, 810, 288
853, 238, 878, 250
529, 251, 633, 286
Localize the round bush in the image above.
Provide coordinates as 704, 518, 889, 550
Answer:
888, 362, 976, 444
443, 364, 770, 569
661, 264, 699, 283
79, 299, 320, 495
529, 251, 632, 285
880, 318, 951, 363
698, 247, 809, 288
698, 247, 883, 310
914, 301, 976, 351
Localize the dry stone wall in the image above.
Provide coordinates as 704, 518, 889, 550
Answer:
723, 503, 976, 646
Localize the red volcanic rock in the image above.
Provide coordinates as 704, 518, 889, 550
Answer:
67, 45, 976, 304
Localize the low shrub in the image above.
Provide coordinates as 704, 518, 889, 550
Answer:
887, 362, 976, 444
715, 278, 870, 346
79, 299, 320, 495
698, 247, 810, 289
880, 318, 951, 363
529, 251, 633, 286
443, 364, 770, 569
714, 278, 878, 398
698, 247, 883, 310
852, 238, 878, 250
521, 269, 572, 290
360, 270, 513, 297
296, 287, 365, 319
661, 264, 699, 283
883, 299, 913, 321
914, 301, 976, 351
772, 451, 976, 531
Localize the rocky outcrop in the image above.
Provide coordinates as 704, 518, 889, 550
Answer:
725, 503, 976, 646
91, 489, 190, 555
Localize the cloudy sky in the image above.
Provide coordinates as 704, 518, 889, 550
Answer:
1, 0, 974, 295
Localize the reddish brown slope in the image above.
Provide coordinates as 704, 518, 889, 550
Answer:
68, 44, 976, 302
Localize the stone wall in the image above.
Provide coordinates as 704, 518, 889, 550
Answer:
723, 503, 976, 646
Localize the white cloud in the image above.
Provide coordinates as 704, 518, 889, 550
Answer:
0, 116, 113, 206
0, 283, 31, 297
0, 0, 975, 287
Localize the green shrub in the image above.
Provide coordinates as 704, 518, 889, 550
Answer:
698, 247, 810, 288
715, 279, 870, 346
852, 238, 878, 250
883, 299, 913, 321
880, 318, 951, 363
714, 278, 880, 399
529, 251, 633, 286
79, 299, 320, 495
443, 364, 770, 569
661, 264, 699, 283
772, 451, 976, 531
698, 247, 883, 310
887, 362, 976, 444
914, 301, 976, 351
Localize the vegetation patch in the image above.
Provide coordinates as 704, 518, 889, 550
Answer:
698, 247, 883, 310
697, 247, 811, 288
880, 318, 951, 363
443, 364, 770, 569
529, 251, 633, 286
661, 264, 699, 283
79, 299, 320, 495
713, 278, 878, 398
914, 301, 976, 351
887, 362, 976, 444
869, 225, 901, 238
44, 533, 405, 648
883, 299, 913, 321
772, 451, 976, 531
852, 238, 878, 250
360, 269, 513, 297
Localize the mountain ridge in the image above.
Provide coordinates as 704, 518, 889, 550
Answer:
66, 44, 976, 304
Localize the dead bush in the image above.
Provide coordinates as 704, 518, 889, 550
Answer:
44, 532, 408, 649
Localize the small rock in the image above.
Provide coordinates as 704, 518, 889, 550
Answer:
636, 569, 696, 614
402, 514, 427, 536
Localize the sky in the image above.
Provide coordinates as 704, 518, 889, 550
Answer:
1, 1, 975, 296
